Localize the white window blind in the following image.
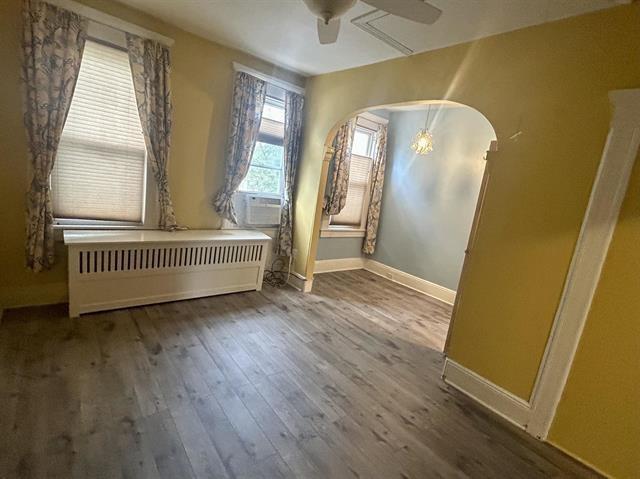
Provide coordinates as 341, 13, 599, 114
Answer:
51, 39, 147, 223
258, 96, 285, 142
259, 117, 285, 140
331, 154, 372, 227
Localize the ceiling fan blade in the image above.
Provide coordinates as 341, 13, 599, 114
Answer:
317, 17, 340, 44
362, 0, 442, 24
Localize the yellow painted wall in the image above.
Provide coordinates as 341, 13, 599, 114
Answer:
292, 4, 639, 474
294, 3, 640, 399
548, 151, 640, 479
0, 0, 304, 308
1, 0, 638, 475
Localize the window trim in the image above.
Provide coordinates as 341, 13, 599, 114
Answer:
232, 62, 304, 96
321, 153, 374, 238
325, 152, 373, 231
52, 30, 157, 231
321, 112, 388, 238
320, 225, 366, 238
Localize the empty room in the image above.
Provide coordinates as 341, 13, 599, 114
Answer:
0, 0, 638, 478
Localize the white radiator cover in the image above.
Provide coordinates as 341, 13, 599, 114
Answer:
64, 229, 271, 317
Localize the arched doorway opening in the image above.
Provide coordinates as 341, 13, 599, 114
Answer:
309, 100, 498, 353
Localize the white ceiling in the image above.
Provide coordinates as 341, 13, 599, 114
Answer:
116, 0, 626, 76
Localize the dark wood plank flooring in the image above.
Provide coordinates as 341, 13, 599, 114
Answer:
0, 270, 596, 478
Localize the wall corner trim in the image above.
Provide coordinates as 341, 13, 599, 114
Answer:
527, 88, 640, 440
287, 271, 314, 292
442, 358, 531, 429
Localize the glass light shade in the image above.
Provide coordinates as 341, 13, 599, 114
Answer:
411, 128, 434, 155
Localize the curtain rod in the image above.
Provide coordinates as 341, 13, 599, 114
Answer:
233, 62, 305, 95
45, 0, 174, 47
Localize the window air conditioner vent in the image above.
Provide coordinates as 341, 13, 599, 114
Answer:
245, 195, 281, 226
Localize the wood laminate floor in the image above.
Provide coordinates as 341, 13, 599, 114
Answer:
0, 270, 596, 478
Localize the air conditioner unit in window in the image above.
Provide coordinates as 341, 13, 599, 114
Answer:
245, 195, 281, 226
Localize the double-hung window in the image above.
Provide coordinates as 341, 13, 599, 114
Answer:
231, 93, 286, 227
239, 96, 286, 198
51, 37, 149, 226
329, 126, 375, 229
322, 116, 382, 237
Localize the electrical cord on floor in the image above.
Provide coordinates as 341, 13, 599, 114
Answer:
263, 254, 292, 288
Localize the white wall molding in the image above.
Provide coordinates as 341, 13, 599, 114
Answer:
314, 257, 366, 273
527, 89, 640, 439
47, 0, 174, 46
312, 257, 456, 304
364, 260, 456, 305
288, 271, 313, 292
442, 359, 531, 429
233, 62, 305, 95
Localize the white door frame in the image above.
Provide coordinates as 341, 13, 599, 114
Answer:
443, 89, 640, 441
527, 89, 640, 439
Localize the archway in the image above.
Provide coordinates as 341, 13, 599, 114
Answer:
309, 100, 498, 353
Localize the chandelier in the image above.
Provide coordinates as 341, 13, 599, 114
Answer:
411, 105, 434, 155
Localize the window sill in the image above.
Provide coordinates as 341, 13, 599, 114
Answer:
320, 228, 366, 238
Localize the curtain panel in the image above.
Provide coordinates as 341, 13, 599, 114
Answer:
126, 33, 180, 230
275, 91, 305, 257
362, 124, 388, 255
213, 71, 267, 224
21, 0, 88, 272
323, 119, 356, 215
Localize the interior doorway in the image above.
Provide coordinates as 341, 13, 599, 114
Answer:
311, 100, 497, 352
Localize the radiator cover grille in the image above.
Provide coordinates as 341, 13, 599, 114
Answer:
76, 243, 265, 275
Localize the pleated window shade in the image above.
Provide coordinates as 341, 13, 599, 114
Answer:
331, 154, 372, 227
259, 117, 285, 140
51, 40, 147, 223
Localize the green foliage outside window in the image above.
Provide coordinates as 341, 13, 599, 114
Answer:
240, 141, 283, 195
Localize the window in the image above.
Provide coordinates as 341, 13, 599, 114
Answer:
330, 154, 372, 227
239, 96, 285, 197
322, 124, 377, 236
51, 39, 147, 224
351, 127, 375, 157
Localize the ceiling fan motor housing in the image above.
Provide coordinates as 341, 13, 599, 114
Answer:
302, 0, 357, 23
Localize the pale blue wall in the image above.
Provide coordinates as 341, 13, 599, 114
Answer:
316, 237, 362, 260
370, 107, 495, 290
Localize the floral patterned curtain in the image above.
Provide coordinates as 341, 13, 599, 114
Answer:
126, 33, 180, 230
21, 0, 88, 272
275, 91, 304, 257
323, 119, 356, 215
213, 72, 267, 223
362, 124, 388, 255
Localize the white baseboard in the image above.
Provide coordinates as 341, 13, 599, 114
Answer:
314, 257, 366, 273
288, 271, 313, 292
364, 259, 456, 305
442, 358, 531, 429
313, 257, 456, 305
